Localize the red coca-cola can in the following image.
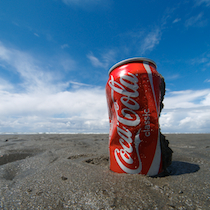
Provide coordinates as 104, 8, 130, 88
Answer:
106, 57, 163, 176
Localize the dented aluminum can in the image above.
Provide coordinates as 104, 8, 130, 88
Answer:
106, 57, 163, 176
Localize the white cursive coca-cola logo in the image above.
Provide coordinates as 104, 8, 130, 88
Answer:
109, 72, 142, 174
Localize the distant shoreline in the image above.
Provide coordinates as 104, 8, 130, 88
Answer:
0, 132, 210, 135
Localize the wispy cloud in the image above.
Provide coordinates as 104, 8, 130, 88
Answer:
87, 53, 104, 68
61, 44, 69, 49
87, 50, 116, 69
194, 0, 210, 7
189, 53, 210, 70
115, 21, 164, 56
68, 81, 99, 89
173, 18, 181, 23
34, 33, 39, 37
165, 74, 180, 80
62, 0, 111, 9
185, 12, 208, 27
59, 56, 76, 72
0, 43, 58, 93
204, 79, 210, 83
0, 78, 13, 91
62, 0, 100, 5
140, 28, 162, 55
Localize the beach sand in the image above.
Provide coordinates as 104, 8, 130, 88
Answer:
0, 134, 209, 209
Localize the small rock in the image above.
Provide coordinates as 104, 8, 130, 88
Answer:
27, 188, 32, 193
36, 190, 43, 195
61, 176, 68, 180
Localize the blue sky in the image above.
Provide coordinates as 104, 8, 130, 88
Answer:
0, 0, 210, 133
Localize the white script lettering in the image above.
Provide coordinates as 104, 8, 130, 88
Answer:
109, 72, 142, 174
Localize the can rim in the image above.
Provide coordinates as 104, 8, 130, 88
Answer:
108, 57, 156, 75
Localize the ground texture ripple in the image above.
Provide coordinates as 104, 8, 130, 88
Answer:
0, 134, 209, 209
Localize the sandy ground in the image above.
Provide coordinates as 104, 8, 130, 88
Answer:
0, 134, 209, 209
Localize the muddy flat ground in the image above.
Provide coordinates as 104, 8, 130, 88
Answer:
0, 134, 209, 209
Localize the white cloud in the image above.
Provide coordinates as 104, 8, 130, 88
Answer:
60, 57, 76, 72
160, 89, 210, 133
0, 88, 109, 133
117, 25, 163, 56
173, 18, 181, 23
163, 89, 210, 109
61, 44, 69, 49
0, 78, 13, 91
34, 33, 39, 37
140, 28, 161, 55
69, 81, 98, 88
185, 13, 207, 27
165, 74, 180, 80
195, 0, 210, 7
0, 43, 10, 60
87, 53, 104, 68
62, 0, 98, 4
61, 0, 110, 9
0, 42, 109, 133
0, 42, 78, 91
0, 42, 55, 93
189, 54, 210, 71
1, 42, 210, 133
87, 50, 116, 69
191, 55, 210, 64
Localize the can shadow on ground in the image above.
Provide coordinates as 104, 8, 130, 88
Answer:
153, 161, 200, 178
167, 161, 200, 176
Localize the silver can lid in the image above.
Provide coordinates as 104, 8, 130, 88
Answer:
108, 57, 156, 75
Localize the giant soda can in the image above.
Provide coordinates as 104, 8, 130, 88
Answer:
106, 58, 163, 176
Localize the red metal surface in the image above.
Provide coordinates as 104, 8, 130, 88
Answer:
106, 58, 163, 175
